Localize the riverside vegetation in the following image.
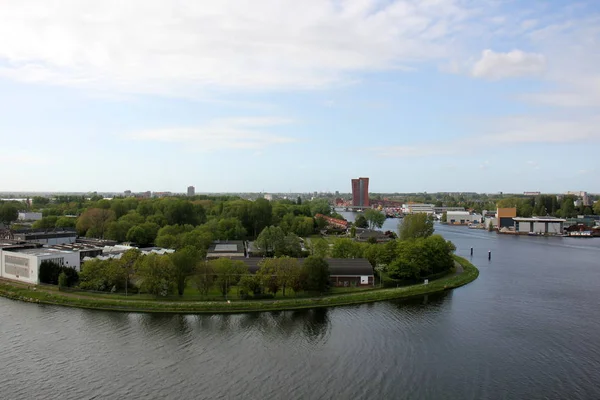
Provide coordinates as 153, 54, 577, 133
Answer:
0, 195, 477, 312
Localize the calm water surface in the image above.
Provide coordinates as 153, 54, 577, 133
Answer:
1, 217, 600, 399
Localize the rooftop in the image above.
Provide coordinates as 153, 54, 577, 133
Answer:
207, 240, 245, 254
6, 247, 79, 257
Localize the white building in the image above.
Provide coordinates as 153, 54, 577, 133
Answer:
402, 203, 434, 214
0, 247, 81, 284
17, 212, 43, 221
446, 211, 483, 225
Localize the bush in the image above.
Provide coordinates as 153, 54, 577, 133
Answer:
58, 272, 68, 289
39, 261, 79, 287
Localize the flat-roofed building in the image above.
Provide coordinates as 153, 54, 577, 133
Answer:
513, 217, 566, 235
402, 203, 434, 214
18, 212, 43, 221
497, 208, 517, 228
206, 241, 246, 258
0, 247, 80, 284
446, 211, 483, 225
13, 229, 77, 245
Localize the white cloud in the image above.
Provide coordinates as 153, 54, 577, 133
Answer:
126, 116, 296, 151
0, 0, 473, 95
471, 49, 545, 79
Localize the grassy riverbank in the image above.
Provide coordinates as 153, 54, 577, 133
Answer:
0, 256, 478, 314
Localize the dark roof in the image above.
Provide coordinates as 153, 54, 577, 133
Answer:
227, 257, 374, 276
0, 240, 42, 250
356, 229, 386, 238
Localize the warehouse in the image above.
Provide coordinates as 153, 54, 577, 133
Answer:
12, 229, 77, 245
513, 217, 566, 236
0, 247, 80, 284
446, 211, 483, 225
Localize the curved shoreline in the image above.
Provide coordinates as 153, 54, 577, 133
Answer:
0, 256, 479, 314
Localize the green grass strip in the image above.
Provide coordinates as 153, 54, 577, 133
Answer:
0, 256, 478, 314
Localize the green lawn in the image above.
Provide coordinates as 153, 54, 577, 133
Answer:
62, 279, 374, 302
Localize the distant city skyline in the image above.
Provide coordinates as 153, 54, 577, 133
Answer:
0, 1, 599, 193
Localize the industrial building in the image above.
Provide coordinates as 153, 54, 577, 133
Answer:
446, 211, 483, 225
351, 177, 370, 207
497, 208, 517, 229
206, 241, 246, 258
0, 246, 81, 284
12, 229, 77, 245
402, 203, 435, 214
17, 212, 43, 221
513, 217, 566, 235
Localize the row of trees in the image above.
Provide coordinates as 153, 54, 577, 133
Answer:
77, 248, 331, 298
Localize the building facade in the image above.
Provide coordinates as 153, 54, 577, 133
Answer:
402, 203, 434, 214
513, 217, 566, 235
0, 247, 81, 284
497, 208, 517, 228
187, 186, 195, 196
446, 211, 482, 225
351, 177, 370, 207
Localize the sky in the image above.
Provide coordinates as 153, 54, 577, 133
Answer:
0, 0, 599, 194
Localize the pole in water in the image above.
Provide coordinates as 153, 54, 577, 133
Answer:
488, 250, 491, 260
470, 247, 473, 256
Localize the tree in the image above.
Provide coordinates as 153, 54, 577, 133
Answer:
194, 261, 216, 296
441, 212, 447, 223
309, 199, 331, 216
106, 220, 134, 242
250, 198, 273, 237
120, 248, 141, 295
364, 209, 386, 230
594, 201, 600, 215
257, 258, 281, 296
255, 225, 285, 256
277, 257, 302, 297
399, 213, 434, 240
312, 238, 330, 258
126, 222, 159, 246
170, 246, 201, 295
209, 258, 248, 298
76, 208, 116, 238
354, 214, 368, 229
331, 238, 362, 258
302, 256, 330, 293
238, 274, 262, 298
0, 203, 18, 226
216, 217, 247, 240
32, 216, 58, 229
55, 216, 76, 228
135, 254, 176, 297
58, 272, 68, 289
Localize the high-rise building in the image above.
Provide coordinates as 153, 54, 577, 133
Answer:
351, 177, 369, 207
187, 186, 195, 197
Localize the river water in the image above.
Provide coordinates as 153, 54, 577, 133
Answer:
1, 216, 600, 399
